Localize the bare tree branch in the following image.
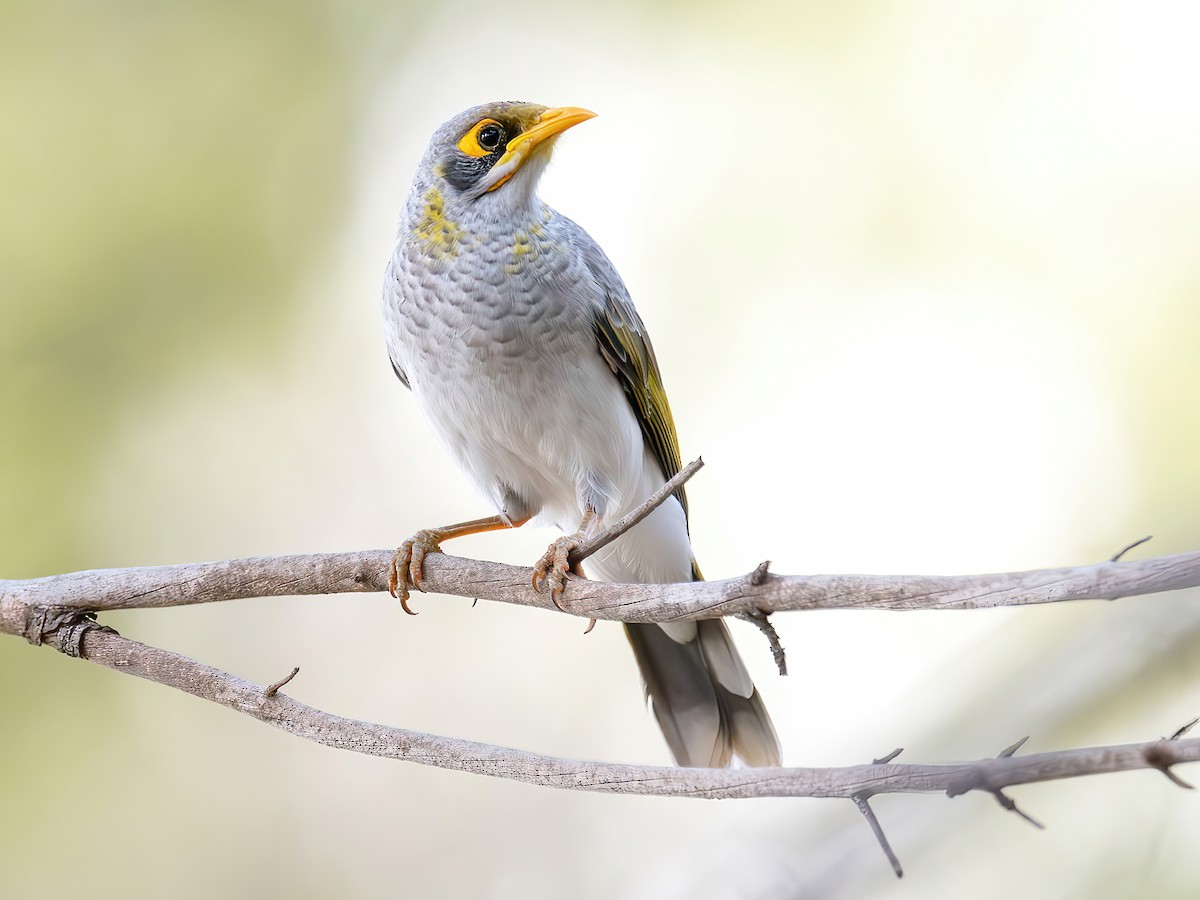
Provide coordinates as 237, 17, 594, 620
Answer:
13, 614, 1199, 803
3, 487, 1198, 864
3, 546, 1198, 625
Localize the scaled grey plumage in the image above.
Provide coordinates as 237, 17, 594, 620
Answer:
381, 101, 780, 767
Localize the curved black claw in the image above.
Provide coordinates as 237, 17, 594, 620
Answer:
532, 534, 584, 609
389, 528, 444, 615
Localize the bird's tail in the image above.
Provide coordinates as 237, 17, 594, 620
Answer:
624, 609, 780, 767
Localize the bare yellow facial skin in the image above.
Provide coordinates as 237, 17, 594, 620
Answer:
456, 119, 504, 158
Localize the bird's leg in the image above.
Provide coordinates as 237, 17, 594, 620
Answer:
390, 514, 529, 615
532, 506, 601, 608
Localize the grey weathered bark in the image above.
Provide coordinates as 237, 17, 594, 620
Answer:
9, 615, 1199, 802
3, 544, 1198, 623
3, 461, 1199, 824
4, 540, 1200, 789
5, 523, 1199, 878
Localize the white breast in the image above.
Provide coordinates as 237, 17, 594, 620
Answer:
383, 207, 694, 586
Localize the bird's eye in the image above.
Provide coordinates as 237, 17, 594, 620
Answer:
457, 119, 506, 158
478, 124, 503, 151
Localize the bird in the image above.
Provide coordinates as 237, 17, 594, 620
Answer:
379, 101, 780, 768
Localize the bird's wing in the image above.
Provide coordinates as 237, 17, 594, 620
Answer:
382, 257, 412, 389
389, 356, 411, 390
575, 233, 689, 525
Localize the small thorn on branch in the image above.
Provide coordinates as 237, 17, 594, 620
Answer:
1157, 767, 1193, 790
265, 666, 300, 698
1170, 717, 1199, 741
946, 737, 1045, 830
569, 458, 704, 567
1111, 535, 1153, 563
954, 737, 1044, 828
1145, 744, 1194, 790
736, 608, 787, 676
750, 560, 771, 586
873, 748, 904, 765
999, 736, 1030, 758
990, 788, 1045, 829
991, 739, 1045, 823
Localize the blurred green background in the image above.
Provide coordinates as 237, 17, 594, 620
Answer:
3, 0, 1200, 897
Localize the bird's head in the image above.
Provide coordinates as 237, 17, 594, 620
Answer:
414, 102, 596, 216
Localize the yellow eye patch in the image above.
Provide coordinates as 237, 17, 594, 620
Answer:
457, 119, 506, 158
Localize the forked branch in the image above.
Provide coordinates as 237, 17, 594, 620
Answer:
3, 457, 1200, 876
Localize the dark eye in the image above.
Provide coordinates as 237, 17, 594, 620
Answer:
477, 123, 504, 152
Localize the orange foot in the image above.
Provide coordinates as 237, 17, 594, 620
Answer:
532, 533, 586, 608
388, 529, 445, 615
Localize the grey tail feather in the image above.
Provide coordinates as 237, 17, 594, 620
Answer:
624, 618, 781, 768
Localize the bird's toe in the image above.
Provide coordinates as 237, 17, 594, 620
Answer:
533, 534, 583, 608
389, 528, 445, 615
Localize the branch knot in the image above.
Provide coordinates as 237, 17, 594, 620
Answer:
24, 606, 116, 657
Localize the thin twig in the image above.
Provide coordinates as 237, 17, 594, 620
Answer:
569, 457, 705, 566
264, 666, 300, 698
736, 609, 787, 676
853, 795, 903, 878
1112, 535, 1153, 562
1171, 718, 1199, 741
854, 748, 906, 878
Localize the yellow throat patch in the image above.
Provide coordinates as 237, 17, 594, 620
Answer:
504, 224, 548, 274
413, 187, 463, 258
